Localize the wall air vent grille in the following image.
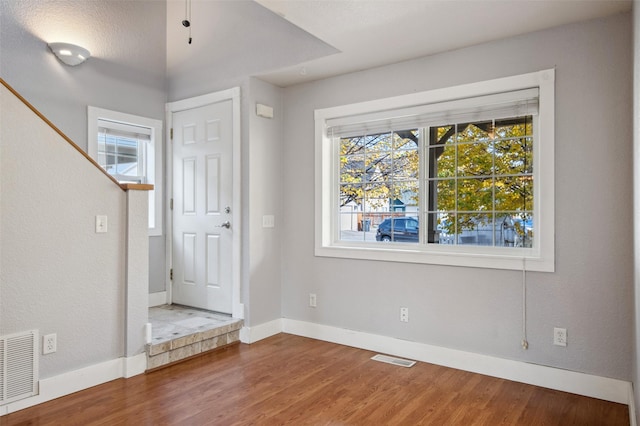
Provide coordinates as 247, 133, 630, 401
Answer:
371, 354, 416, 368
0, 330, 39, 405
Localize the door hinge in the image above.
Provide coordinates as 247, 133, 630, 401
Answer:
170, 268, 173, 281
170, 128, 173, 140
170, 198, 173, 210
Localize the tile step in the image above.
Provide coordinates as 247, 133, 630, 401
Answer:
146, 320, 243, 370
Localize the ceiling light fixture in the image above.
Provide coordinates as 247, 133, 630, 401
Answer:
48, 42, 91, 66
183, 0, 192, 44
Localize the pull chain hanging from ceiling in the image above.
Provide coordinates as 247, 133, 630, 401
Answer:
182, 0, 192, 44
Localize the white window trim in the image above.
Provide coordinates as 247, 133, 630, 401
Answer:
314, 69, 555, 272
88, 106, 163, 237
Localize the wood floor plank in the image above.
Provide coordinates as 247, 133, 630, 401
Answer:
1, 334, 629, 425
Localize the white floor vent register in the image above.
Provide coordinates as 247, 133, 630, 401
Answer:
371, 354, 416, 368
0, 330, 39, 405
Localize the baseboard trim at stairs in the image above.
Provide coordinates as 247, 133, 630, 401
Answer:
148, 291, 167, 307
240, 319, 283, 344
0, 354, 146, 416
630, 383, 637, 426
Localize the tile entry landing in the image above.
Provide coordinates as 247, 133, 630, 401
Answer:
147, 304, 243, 370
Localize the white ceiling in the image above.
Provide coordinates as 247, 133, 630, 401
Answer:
252, 0, 631, 87
166, 0, 338, 91
11, 1, 630, 90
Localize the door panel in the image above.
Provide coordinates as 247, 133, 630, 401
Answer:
172, 100, 233, 313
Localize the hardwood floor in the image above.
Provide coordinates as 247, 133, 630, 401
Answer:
1, 334, 628, 425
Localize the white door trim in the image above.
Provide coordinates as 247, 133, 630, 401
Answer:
165, 88, 243, 319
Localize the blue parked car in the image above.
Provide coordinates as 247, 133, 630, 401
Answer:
375, 217, 419, 242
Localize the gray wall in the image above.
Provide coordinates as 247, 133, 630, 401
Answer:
281, 12, 633, 380
1, 0, 634, 386
246, 77, 283, 326
168, 75, 285, 327
1, 83, 127, 378
633, 0, 639, 417
0, 0, 168, 296
166, 4, 288, 326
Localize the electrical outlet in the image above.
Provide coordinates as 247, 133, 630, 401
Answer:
262, 215, 275, 228
309, 293, 317, 308
43, 333, 57, 354
400, 307, 409, 322
553, 327, 567, 347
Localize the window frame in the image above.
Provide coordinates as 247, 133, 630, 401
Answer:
314, 70, 555, 272
88, 106, 163, 237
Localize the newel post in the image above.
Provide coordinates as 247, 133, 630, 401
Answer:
122, 184, 153, 375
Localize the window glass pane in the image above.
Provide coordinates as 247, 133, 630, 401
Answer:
429, 145, 455, 179
114, 136, 139, 176
97, 131, 144, 180
495, 117, 533, 138
456, 213, 493, 246
375, 215, 420, 243
340, 212, 364, 241
426, 212, 455, 244
340, 183, 363, 209
495, 176, 533, 211
340, 134, 366, 155
366, 151, 392, 184
427, 115, 534, 248
364, 133, 393, 153
430, 125, 456, 147
429, 179, 455, 212
339, 130, 419, 244
457, 121, 493, 146
337, 113, 535, 250
394, 129, 419, 150
340, 154, 364, 184
457, 141, 492, 176
391, 150, 419, 180
496, 213, 533, 248
391, 181, 419, 211
493, 138, 533, 175
457, 178, 492, 212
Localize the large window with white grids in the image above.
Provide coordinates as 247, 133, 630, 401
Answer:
315, 70, 555, 271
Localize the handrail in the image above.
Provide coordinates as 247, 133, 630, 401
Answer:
121, 183, 154, 191
0, 78, 153, 192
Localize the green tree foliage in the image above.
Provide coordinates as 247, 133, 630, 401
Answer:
340, 130, 419, 209
430, 117, 533, 242
338, 116, 533, 245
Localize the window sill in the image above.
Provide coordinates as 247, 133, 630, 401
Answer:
314, 243, 554, 272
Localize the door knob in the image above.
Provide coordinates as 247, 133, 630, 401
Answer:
217, 221, 231, 229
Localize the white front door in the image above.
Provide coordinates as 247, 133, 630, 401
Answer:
171, 99, 233, 314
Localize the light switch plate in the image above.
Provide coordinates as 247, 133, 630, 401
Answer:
96, 215, 108, 233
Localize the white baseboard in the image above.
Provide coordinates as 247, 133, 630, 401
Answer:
630, 383, 637, 426
123, 352, 147, 378
234, 303, 245, 320
2, 320, 633, 416
282, 318, 631, 405
240, 319, 282, 344
148, 291, 167, 307
0, 354, 147, 416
